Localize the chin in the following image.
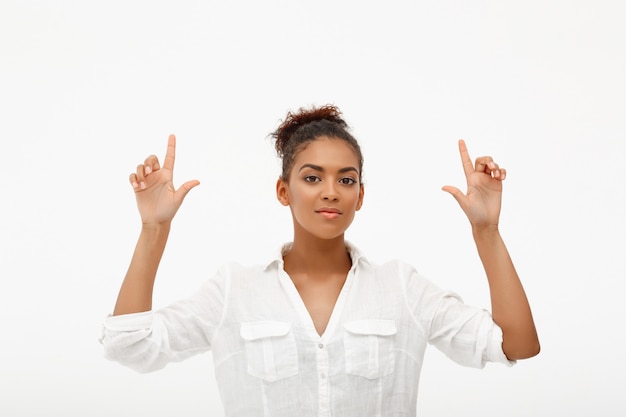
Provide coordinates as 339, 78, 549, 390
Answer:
310, 226, 352, 241
293, 215, 355, 241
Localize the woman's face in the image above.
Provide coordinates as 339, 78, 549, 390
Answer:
276, 136, 364, 241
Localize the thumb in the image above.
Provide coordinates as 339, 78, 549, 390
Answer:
175, 179, 201, 201
441, 185, 466, 208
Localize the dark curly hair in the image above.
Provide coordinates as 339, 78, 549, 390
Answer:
270, 104, 363, 181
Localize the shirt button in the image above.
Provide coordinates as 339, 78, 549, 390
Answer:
318, 343, 324, 349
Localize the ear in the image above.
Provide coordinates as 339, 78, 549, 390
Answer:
356, 184, 364, 211
276, 177, 290, 206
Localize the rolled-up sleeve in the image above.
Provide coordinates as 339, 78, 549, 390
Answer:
428, 294, 515, 368
100, 266, 229, 373
401, 261, 515, 369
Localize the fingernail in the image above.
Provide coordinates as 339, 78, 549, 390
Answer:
145, 166, 152, 174
132, 181, 139, 189
140, 181, 146, 190
489, 162, 495, 169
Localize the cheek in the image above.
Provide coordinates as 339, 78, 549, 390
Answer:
342, 196, 359, 214
288, 186, 314, 206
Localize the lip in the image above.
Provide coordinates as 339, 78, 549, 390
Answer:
315, 207, 342, 214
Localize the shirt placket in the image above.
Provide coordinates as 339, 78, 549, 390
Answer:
316, 341, 330, 417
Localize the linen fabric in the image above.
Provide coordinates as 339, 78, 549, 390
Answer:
101, 243, 513, 417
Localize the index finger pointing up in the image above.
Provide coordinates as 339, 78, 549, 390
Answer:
163, 134, 177, 171
457, 139, 474, 179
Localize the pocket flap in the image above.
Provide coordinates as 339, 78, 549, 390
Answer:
240, 321, 292, 341
344, 319, 397, 336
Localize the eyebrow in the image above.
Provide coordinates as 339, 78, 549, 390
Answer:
297, 163, 359, 175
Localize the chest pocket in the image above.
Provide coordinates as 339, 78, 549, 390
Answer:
343, 319, 397, 380
240, 321, 299, 382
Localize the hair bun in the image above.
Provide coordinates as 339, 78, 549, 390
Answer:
272, 104, 348, 157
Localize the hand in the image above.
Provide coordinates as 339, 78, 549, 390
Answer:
128, 134, 200, 225
442, 139, 506, 230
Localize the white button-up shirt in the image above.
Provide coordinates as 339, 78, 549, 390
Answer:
101, 243, 513, 416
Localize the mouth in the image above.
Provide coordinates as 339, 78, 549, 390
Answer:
315, 207, 342, 219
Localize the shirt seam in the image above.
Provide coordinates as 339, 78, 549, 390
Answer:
208, 264, 232, 349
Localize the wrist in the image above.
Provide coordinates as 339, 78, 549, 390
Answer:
140, 222, 171, 235
471, 223, 500, 239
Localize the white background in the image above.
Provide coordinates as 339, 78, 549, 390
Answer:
1, 1, 625, 416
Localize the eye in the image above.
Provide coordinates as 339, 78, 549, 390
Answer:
304, 175, 321, 183
339, 177, 357, 185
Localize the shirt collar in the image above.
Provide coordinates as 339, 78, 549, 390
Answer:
264, 241, 369, 271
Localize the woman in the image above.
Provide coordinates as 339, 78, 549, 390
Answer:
102, 105, 539, 416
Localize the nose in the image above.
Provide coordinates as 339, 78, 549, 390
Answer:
321, 182, 339, 201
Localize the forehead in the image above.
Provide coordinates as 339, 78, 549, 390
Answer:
293, 136, 360, 169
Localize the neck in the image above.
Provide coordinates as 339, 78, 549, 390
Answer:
284, 235, 352, 276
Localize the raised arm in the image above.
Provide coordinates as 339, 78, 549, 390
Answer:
112, 134, 200, 316
442, 140, 540, 360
